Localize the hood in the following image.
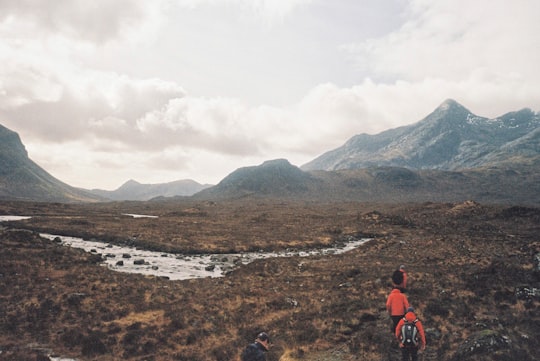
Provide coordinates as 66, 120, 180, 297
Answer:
405, 312, 417, 322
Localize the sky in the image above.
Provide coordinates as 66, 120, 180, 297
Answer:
1, 0, 539, 190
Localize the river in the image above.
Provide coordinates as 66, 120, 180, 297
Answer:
1, 215, 371, 280
1, 214, 370, 361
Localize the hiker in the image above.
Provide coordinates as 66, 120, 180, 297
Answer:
241, 332, 271, 361
395, 307, 426, 361
386, 286, 410, 333
392, 264, 407, 292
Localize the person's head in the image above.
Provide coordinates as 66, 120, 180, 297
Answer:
405, 308, 417, 322
255, 332, 271, 350
400, 264, 406, 270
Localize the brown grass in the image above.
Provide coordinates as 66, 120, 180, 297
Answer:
0, 199, 539, 360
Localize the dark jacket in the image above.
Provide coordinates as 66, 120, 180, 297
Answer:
241, 341, 267, 361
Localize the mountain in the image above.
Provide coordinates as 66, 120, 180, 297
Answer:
0, 124, 103, 202
301, 99, 540, 171
194, 159, 317, 199
195, 160, 540, 205
194, 100, 540, 205
91, 179, 212, 201
3, 99, 540, 204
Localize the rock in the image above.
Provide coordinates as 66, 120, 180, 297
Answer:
122, 253, 131, 258
515, 286, 540, 300
205, 264, 216, 271
66, 292, 87, 306
285, 297, 299, 307
452, 330, 511, 360
425, 327, 442, 341
133, 259, 145, 265
87, 254, 103, 264
116, 260, 124, 266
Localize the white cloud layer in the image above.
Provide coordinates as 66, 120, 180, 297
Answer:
0, 0, 539, 190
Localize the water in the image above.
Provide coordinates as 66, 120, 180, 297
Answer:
41, 233, 370, 280
2, 214, 370, 361
2, 215, 371, 280
0, 215, 31, 221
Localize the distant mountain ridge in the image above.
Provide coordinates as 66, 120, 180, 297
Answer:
301, 99, 540, 172
2, 99, 540, 204
0, 123, 210, 202
91, 179, 212, 201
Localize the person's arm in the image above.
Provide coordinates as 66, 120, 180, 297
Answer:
416, 321, 426, 350
395, 319, 404, 340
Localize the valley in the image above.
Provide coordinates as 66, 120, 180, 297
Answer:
1, 199, 538, 360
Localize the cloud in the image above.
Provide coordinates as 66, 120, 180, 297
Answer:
0, 65, 186, 144
0, 0, 157, 44
344, 0, 540, 85
1, 0, 539, 190
176, 0, 314, 24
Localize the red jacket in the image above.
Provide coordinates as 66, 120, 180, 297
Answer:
395, 311, 426, 349
398, 270, 407, 288
386, 288, 409, 316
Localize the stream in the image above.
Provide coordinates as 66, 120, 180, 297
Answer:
1, 215, 371, 280
1, 214, 370, 361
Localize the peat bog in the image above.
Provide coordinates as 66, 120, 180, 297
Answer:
0, 199, 539, 360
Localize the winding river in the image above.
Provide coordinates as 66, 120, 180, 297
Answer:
1, 214, 370, 361
1, 215, 371, 281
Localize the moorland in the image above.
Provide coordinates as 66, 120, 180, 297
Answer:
0, 198, 539, 360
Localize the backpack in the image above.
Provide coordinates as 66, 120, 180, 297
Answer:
392, 269, 404, 285
241, 343, 263, 361
400, 319, 419, 347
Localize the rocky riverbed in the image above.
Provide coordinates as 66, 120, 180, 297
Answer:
38, 232, 370, 280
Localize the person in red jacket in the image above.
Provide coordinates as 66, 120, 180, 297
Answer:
392, 264, 408, 292
395, 307, 426, 361
386, 287, 410, 333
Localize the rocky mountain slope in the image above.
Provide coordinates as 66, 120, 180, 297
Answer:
0, 123, 210, 202
194, 100, 540, 205
0, 124, 103, 202
195, 159, 318, 199
301, 99, 540, 172
195, 158, 540, 205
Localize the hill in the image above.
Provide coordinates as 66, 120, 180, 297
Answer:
91, 179, 212, 201
194, 100, 540, 205
194, 159, 540, 205
0, 124, 103, 202
195, 159, 318, 199
301, 99, 540, 172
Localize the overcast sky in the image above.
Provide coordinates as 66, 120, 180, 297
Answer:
1, 0, 539, 190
